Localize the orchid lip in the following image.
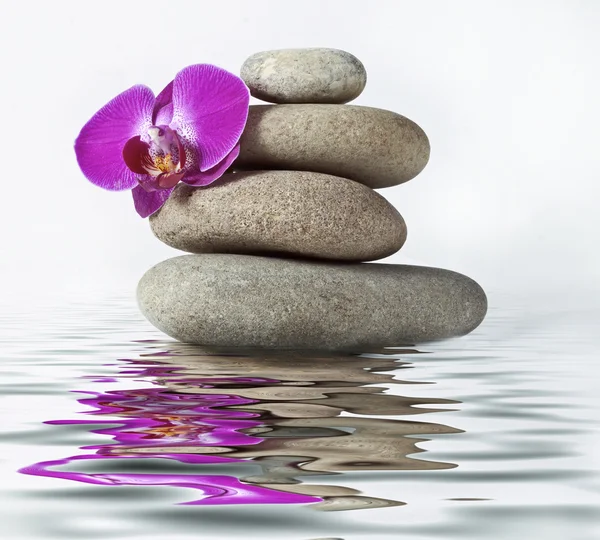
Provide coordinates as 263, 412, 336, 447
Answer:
122, 136, 157, 175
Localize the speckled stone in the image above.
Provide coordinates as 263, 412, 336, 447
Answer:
241, 48, 367, 104
150, 170, 406, 262
237, 105, 430, 189
137, 255, 487, 350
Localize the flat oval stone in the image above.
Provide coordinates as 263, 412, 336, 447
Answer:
138, 255, 487, 350
150, 171, 406, 262
238, 105, 430, 188
241, 48, 367, 104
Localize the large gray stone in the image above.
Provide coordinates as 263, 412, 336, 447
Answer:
137, 255, 487, 350
241, 48, 367, 104
150, 170, 406, 262
237, 105, 430, 188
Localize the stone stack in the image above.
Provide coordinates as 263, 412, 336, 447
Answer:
138, 48, 487, 350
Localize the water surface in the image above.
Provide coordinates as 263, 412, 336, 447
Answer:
1, 294, 599, 539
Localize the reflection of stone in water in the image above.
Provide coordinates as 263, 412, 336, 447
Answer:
237, 402, 343, 419
170, 383, 384, 401
230, 417, 460, 472
256, 482, 404, 511
142, 346, 413, 385
145, 347, 456, 418
136, 344, 462, 509
309, 496, 406, 511
232, 392, 455, 417
242, 456, 335, 485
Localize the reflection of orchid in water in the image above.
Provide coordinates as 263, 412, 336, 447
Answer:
19, 380, 319, 506
73, 388, 263, 449
140, 414, 209, 440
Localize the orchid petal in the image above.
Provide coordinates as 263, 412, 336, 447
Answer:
153, 81, 174, 125
137, 174, 162, 193
132, 185, 173, 218
171, 64, 249, 171
183, 144, 240, 186
75, 85, 154, 191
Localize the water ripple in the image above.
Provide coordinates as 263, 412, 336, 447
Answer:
17, 345, 461, 510
1, 296, 599, 539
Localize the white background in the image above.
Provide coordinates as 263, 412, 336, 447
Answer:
1, 0, 598, 304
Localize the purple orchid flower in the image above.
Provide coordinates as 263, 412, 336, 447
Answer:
75, 64, 249, 217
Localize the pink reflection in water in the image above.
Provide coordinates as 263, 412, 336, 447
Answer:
19, 363, 319, 506
20, 453, 313, 505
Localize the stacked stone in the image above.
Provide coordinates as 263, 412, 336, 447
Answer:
138, 48, 487, 350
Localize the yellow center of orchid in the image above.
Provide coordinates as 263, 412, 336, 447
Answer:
153, 154, 177, 173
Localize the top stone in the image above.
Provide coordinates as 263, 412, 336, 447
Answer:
241, 48, 367, 104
